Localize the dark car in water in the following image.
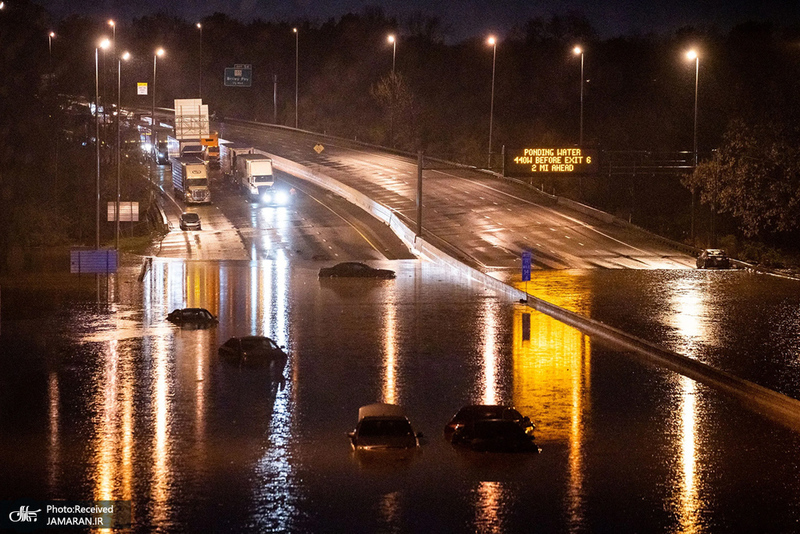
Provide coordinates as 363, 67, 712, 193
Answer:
444, 404, 535, 442
696, 249, 731, 269
451, 419, 540, 453
166, 307, 217, 327
319, 262, 395, 279
179, 212, 201, 231
218, 336, 288, 368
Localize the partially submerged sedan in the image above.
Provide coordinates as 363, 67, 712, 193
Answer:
166, 307, 218, 327
319, 262, 395, 279
444, 404, 535, 442
218, 336, 288, 369
347, 403, 422, 453
451, 419, 540, 453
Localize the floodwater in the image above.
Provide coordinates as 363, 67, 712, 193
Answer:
2, 258, 800, 532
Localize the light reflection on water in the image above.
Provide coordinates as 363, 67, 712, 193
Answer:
667, 277, 705, 533
512, 273, 592, 530
472, 481, 508, 534
382, 296, 398, 405
20, 262, 800, 531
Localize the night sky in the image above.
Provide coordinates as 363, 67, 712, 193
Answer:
35, 0, 800, 41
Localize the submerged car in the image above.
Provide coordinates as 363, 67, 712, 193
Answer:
218, 336, 288, 368
347, 403, 422, 452
696, 249, 731, 269
166, 307, 218, 326
444, 404, 535, 442
319, 262, 395, 279
179, 212, 201, 231
451, 419, 540, 453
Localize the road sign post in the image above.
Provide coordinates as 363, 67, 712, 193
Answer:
521, 250, 532, 302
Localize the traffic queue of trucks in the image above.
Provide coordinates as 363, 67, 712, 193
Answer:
149, 98, 285, 207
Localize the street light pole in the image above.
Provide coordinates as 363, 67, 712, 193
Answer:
487, 36, 497, 169
387, 34, 396, 147
152, 49, 164, 132
116, 52, 130, 251
687, 49, 699, 241
293, 27, 299, 129
573, 46, 584, 146
96, 38, 110, 250
388, 34, 396, 74
48, 31, 55, 74
152, 49, 164, 184
108, 20, 115, 103
197, 23, 203, 99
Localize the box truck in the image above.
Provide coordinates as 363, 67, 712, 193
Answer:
235, 154, 280, 202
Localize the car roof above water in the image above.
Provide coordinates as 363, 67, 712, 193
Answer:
358, 403, 407, 421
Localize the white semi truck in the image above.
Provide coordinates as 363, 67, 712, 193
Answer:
235, 154, 281, 203
172, 156, 211, 204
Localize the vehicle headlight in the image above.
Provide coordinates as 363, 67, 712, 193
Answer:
261, 192, 272, 203
274, 191, 289, 205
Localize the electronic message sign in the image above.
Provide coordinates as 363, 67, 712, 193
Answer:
504, 147, 598, 176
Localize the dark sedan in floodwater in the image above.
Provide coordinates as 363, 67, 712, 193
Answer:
451, 419, 540, 453
218, 336, 288, 368
166, 307, 218, 327
444, 404, 535, 442
319, 262, 395, 279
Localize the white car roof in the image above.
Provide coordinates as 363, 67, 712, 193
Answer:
358, 403, 406, 421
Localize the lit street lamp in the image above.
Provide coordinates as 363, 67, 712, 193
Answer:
573, 46, 584, 146
152, 48, 164, 131
293, 27, 299, 129
151, 48, 164, 184
197, 23, 203, 98
48, 31, 55, 74
686, 50, 699, 167
108, 20, 115, 107
116, 51, 130, 251
387, 34, 397, 147
96, 38, 110, 249
388, 34, 396, 75
686, 49, 699, 240
487, 36, 497, 169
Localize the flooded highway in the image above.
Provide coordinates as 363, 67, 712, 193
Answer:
2, 258, 800, 532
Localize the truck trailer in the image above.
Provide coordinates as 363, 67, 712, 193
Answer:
172, 156, 211, 204
220, 142, 254, 183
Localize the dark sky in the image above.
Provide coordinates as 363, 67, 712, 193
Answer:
37, 0, 800, 40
